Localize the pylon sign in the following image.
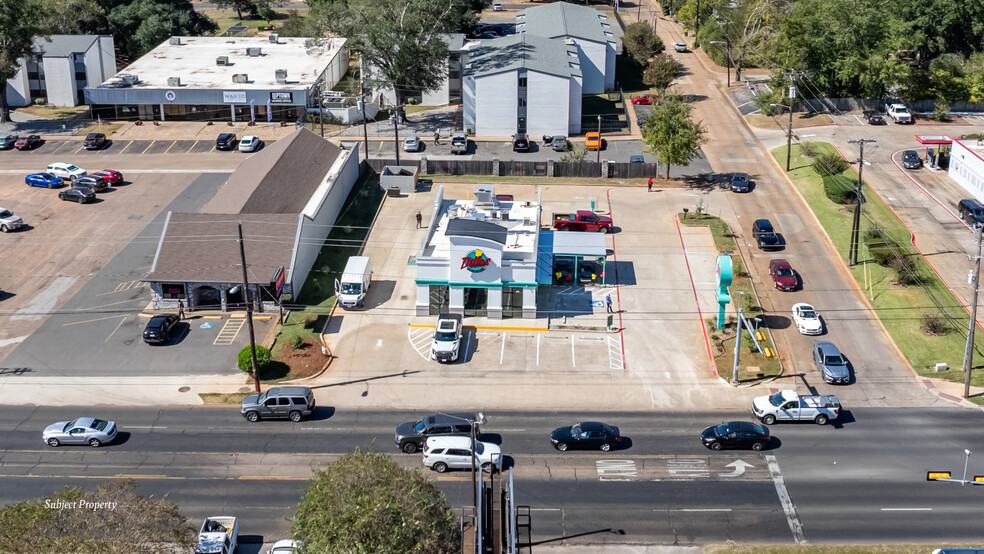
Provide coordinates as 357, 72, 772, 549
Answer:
715, 255, 733, 330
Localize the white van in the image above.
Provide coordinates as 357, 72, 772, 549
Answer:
335, 256, 372, 309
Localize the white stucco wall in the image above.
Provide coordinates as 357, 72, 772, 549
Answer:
6, 64, 29, 107
527, 70, 571, 137
950, 139, 984, 202
474, 71, 518, 136
42, 57, 75, 107
463, 75, 477, 133
573, 39, 607, 94
568, 75, 582, 134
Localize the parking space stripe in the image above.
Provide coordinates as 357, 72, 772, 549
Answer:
141, 141, 155, 154
500, 332, 506, 364
119, 141, 134, 154
73, 145, 85, 154
407, 326, 432, 360
213, 318, 245, 345
186, 141, 198, 154
105, 316, 128, 342
163, 141, 178, 154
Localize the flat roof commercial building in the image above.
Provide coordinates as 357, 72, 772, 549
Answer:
86, 36, 348, 122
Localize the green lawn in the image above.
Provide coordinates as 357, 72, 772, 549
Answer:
15, 105, 89, 120
774, 142, 984, 401
201, 8, 286, 37
679, 212, 782, 381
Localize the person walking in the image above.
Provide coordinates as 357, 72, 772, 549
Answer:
647, 176, 653, 192
415, 210, 422, 229
605, 294, 613, 313
178, 299, 185, 320
434, 129, 441, 145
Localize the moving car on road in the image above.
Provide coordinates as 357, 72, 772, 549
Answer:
43, 417, 117, 447
240, 386, 316, 422
91, 169, 124, 185
83, 133, 106, 150
14, 135, 41, 150
814, 341, 850, 384
768, 259, 797, 291
701, 421, 770, 451
550, 421, 621, 451
46, 162, 86, 180
143, 314, 180, 344
26, 172, 63, 188
752, 390, 841, 425
58, 186, 96, 203
423, 436, 501, 473
752, 219, 781, 249
432, 313, 463, 363
674, 42, 687, 52
730, 172, 749, 192
71, 175, 110, 192
395, 412, 477, 454
902, 150, 923, 169
0, 208, 24, 233
791, 303, 823, 335
238, 135, 261, 152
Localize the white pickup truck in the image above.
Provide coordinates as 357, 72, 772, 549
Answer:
752, 390, 840, 425
885, 102, 913, 124
195, 516, 239, 554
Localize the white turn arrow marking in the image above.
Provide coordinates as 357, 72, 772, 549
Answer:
719, 459, 755, 477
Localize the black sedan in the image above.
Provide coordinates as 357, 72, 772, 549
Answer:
83, 133, 107, 150
550, 421, 621, 452
58, 187, 96, 204
701, 421, 771, 451
143, 314, 179, 344
71, 176, 110, 192
902, 150, 923, 169
863, 111, 885, 125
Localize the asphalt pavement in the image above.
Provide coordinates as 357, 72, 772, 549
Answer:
1, 406, 982, 549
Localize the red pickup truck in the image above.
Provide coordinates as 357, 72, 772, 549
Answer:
552, 210, 613, 233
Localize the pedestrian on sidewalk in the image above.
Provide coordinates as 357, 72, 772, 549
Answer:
434, 129, 441, 145
647, 176, 653, 192
606, 294, 613, 313
178, 299, 185, 320
415, 210, 422, 229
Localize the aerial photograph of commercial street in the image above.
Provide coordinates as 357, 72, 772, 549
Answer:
1, 0, 984, 552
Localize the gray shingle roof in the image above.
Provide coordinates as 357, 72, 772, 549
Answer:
33, 35, 102, 57
145, 213, 299, 283
204, 127, 342, 214
465, 34, 581, 80
516, 3, 615, 44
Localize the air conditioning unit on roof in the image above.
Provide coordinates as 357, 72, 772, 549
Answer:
216, 56, 229, 65
275, 69, 287, 83
169, 37, 181, 46
120, 74, 138, 86
167, 77, 181, 87
269, 33, 279, 43
247, 47, 262, 57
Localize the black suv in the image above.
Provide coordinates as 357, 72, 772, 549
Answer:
71, 176, 110, 192
730, 172, 749, 192
752, 219, 781, 249
394, 412, 477, 453
143, 314, 179, 344
216, 133, 237, 150
512, 133, 530, 152
958, 199, 984, 225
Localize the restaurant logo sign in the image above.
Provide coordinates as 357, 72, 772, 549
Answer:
460, 249, 490, 272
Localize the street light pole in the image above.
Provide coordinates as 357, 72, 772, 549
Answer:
390, 110, 401, 165
708, 40, 733, 88
769, 103, 793, 171
237, 221, 261, 393
359, 83, 370, 162
596, 115, 602, 164
847, 138, 876, 266
964, 224, 983, 398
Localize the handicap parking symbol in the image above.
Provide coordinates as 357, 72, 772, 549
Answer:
591, 300, 604, 308
200, 322, 214, 329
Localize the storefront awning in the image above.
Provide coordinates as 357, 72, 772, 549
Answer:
535, 231, 608, 284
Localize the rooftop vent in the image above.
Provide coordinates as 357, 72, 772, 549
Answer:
474, 185, 495, 205
247, 47, 262, 57
120, 74, 138, 86
232, 73, 248, 83
169, 37, 181, 46
269, 33, 279, 43
167, 77, 181, 87
216, 56, 229, 66
275, 69, 287, 83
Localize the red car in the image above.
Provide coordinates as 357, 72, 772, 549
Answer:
769, 259, 797, 291
90, 169, 124, 185
630, 94, 659, 105
14, 135, 41, 150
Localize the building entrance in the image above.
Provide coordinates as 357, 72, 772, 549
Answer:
463, 288, 488, 317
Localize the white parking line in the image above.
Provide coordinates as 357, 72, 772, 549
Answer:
608, 336, 623, 370
766, 454, 806, 544
571, 334, 576, 367
407, 326, 432, 360
464, 332, 473, 361
536, 333, 540, 366
500, 332, 506, 364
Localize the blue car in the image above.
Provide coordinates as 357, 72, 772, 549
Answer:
26, 173, 63, 188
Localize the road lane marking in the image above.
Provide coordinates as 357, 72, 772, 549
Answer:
667, 458, 709, 478
597, 459, 637, 481
766, 454, 806, 544
668, 508, 733, 512
881, 508, 932, 511
408, 326, 432, 360
500, 332, 506, 364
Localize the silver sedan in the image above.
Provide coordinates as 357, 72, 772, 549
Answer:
42, 417, 118, 447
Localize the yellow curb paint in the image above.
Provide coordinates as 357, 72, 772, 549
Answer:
230, 313, 246, 318
203, 315, 223, 320
138, 313, 155, 318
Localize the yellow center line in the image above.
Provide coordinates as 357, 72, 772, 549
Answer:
105, 315, 128, 342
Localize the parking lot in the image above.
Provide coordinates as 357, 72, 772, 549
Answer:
1, 137, 268, 158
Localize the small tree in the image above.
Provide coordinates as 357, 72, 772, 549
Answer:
622, 22, 664, 65
292, 450, 458, 553
237, 345, 271, 373
812, 151, 850, 176
561, 144, 589, 162
641, 95, 707, 178
643, 54, 682, 93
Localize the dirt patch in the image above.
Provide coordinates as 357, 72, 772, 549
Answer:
745, 112, 835, 130
279, 338, 329, 379
199, 392, 250, 404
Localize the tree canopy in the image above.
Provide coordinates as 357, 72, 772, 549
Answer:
643, 54, 682, 93
292, 450, 458, 553
0, 0, 50, 122
99, 0, 217, 61
641, 95, 707, 178
622, 22, 664, 66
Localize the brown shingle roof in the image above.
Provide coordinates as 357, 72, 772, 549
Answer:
204, 127, 342, 214
145, 212, 299, 283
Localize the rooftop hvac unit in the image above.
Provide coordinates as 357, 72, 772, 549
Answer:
232, 73, 248, 83
247, 47, 262, 57
473, 185, 495, 205
216, 56, 229, 65
269, 33, 279, 43
275, 69, 287, 83
120, 74, 138, 86
169, 37, 181, 46
167, 77, 181, 87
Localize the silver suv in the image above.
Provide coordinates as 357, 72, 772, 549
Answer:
240, 387, 316, 422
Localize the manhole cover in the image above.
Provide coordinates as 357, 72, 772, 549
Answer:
178, 386, 191, 392
238, 387, 252, 393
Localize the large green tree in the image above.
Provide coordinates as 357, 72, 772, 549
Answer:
622, 22, 664, 65
99, 0, 217, 61
310, 0, 479, 117
641, 95, 707, 178
643, 54, 682, 93
45, 0, 104, 33
0, 0, 50, 122
292, 450, 458, 553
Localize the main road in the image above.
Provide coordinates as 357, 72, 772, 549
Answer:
0, 407, 981, 548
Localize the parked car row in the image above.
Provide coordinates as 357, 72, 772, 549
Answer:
24, 163, 125, 204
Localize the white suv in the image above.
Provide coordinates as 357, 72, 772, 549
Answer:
46, 163, 86, 181
423, 436, 501, 473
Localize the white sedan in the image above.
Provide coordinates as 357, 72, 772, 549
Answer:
674, 42, 688, 52
791, 303, 823, 335
239, 135, 261, 152
46, 162, 86, 181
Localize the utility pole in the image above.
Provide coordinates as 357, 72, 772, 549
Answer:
964, 223, 983, 398
731, 306, 743, 384
769, 102, 794, 172
847, 138, 876, 266
237, 222, 261, 393
708, 39, 733, 87
596, 115, 602, 164
389, 107, 402, 165
694, 0, 700, 50
359, 83, 370, 162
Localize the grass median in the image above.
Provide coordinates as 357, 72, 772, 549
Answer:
773, 142, 984, 403
679, 212, 782, 382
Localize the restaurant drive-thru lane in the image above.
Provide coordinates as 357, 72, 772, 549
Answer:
648, 11, 939, 406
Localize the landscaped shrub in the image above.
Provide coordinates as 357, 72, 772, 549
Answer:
238, 345, 271, 373
889, 256, 920, 286
921, 313, 949, 336
813, 151, 850, 176
290, 335, 304, 349
822, 174, 858, 204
